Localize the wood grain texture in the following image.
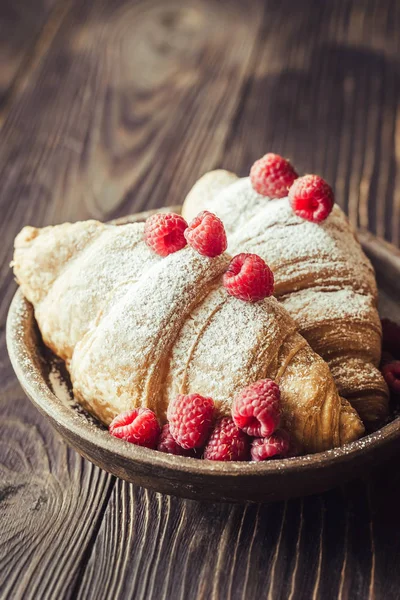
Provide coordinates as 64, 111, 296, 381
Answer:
0, 0, 66, 116
0, 381, 115, 599
1, 0, 400, 597
222, 0, 400, 246
0, 0, 264, 226
74, 474, 400, 600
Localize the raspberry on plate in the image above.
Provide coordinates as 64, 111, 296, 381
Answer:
184, 210, 227, 257
157, 424, 196, 456
250, 153, 298, 198
167, 393, 214, 449
223, 253, 274, 303
381, 318, 400, 359
144, 212, 188, 256
204, 417, 250, 461
109, 408, 160, 449
250, 430, 291, 461
288, 174, 334, 223
382, 361, 400, 395
232, 379, 281, 437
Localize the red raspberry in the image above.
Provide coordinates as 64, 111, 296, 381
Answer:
288, 175, 334, 223
184, 211, 227, 257
223, 253, 274, 302
109, 408, 160, 449
203, 417, 250, 461
144, 212, 188, 256
167, 393, 214, 449
157, 424, 196, 456
232, 379, 281, 437
250, 153, 298, 198
382, 361, 400, 394
381, 319, 400, 359
250, 430, 291, 461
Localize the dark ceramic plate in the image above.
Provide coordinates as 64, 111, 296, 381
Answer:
6, 210, 400, 503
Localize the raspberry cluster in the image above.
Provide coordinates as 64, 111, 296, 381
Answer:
250, 152, 334, 223
108, 378, 293, 462
145, 212, 275, 303
144, 210, 227, 259
145, 153, 337, 308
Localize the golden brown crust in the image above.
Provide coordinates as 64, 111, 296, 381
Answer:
13, 220, 364, 453
182, 171, 389, 425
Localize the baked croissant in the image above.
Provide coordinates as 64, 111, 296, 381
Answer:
12, 220, 364, 453
182, 171, 388, 426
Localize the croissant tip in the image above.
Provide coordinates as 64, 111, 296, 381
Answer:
14, 225, 40, 248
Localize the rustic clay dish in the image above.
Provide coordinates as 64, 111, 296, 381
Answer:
6, 209, 400, 503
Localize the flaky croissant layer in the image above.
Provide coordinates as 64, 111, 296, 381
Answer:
13, 220, 364, 453
182, 171, 388, 426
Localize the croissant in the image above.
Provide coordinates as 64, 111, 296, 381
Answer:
12, 220, 364, 453
182, 171, 388, 426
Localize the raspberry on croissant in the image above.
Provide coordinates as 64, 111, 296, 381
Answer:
12, 220, 364, 454
182, 171, 388, 426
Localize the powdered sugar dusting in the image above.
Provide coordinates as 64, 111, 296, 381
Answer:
281, 287, 378, 325
164, 290, 296, 415
14, 221, 161, 361
70, 246, 230, 424
10, 213, 363, 452
187, 173, 388, 423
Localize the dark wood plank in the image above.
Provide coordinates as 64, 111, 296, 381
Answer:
76, 483, 285, 600
76, 472, 400, 600
222, 0, 400, 247
368, 467, 400, 599
0, 0, 264, 597
0, 381, 114, 599
0, 0, 264, 228
0, 0, 65, 116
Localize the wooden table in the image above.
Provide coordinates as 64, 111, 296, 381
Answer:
1, 1, 400, 598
